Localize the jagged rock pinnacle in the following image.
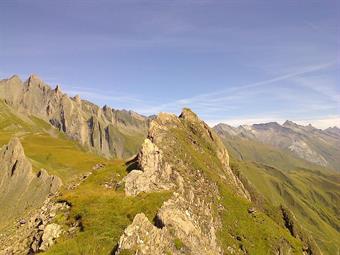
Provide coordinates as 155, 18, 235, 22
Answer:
179, 107, 199, 122
55, 85, 62, 93
73, 94, 81, 103
27, 74, 43, 85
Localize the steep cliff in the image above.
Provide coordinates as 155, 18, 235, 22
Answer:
0, 138, 61, 227
0, 75, 148, 158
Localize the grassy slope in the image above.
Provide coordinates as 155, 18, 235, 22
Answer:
0, 101, 170, 254
1, 100, 335, 254
44, 164, 171, 255
221, 134, 328, 172
219, 134, 340, 254
164, 122, 304, 254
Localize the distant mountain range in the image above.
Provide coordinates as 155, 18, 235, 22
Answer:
214, 121, 340, 171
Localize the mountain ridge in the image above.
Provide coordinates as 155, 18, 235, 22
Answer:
214, 120, 340, 171
0, 75, 149, 158
0, 74, 337, 254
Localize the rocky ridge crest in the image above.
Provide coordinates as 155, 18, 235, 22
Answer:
116, 109, 250, 255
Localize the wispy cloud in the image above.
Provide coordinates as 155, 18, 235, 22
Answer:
138, 61, 336, 115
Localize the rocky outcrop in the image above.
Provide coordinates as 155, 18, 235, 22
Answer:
123, 138, 175, 196
116, 109, 250, 255
0, 75, 149, 158
116, 213, 173, 254
0, 197, 70, 255
39, 223, 63, 251
0, 138, 62, 225
0, 137, 63, 254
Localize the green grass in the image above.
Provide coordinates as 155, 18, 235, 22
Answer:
0, 101, 171, 255
174, 238, 184, 250
152, 116, 306, 254
221, 134, 328, 172
0, 99, 114, 183
218, 133, 340, 254
229, 158, 340, 255
43, 163, 171, 255
1, 101, 336, 254
218, 185, 302, 254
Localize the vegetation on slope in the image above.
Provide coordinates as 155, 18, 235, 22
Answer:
151, 111, 307, 254
218, 133, 340, 254
43, 163, 171, 255
0, 99, 170, 255
1, 100, 336, 254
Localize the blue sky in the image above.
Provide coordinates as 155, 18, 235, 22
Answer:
0, 0, 339, 128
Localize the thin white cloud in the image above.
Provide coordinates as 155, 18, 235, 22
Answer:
138, 60, 336, 115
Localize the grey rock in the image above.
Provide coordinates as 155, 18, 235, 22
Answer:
39, 223, 62, 251
0, 75, 149, 158
0, 138, 62, 225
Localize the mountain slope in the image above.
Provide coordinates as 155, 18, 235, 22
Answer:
215, 126, 340, 254
0, 77, 334, 254
214, 122, 340, 171
0, 75, 148, 158
113, 109, 317, 255
0, 82, 169, 254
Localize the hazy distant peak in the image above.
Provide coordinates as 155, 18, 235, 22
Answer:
239, 124, 253, 130
283, 120, 298, 127
325, 126, 340, 136
327, 126, 340, 131
252, 122, 281, 130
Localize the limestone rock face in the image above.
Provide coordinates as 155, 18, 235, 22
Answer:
117, 109, 251, 255
0, 75, 149, 158
124, 138, 175, 196
39, 223, 63, 251
116, 213, 173, 255
0, 138, 62, 227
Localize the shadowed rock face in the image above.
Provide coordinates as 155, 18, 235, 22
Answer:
214, 121, 340, 171
0, 75, 149, 158
0, 138, 62, 228
117, 109, 250, 255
